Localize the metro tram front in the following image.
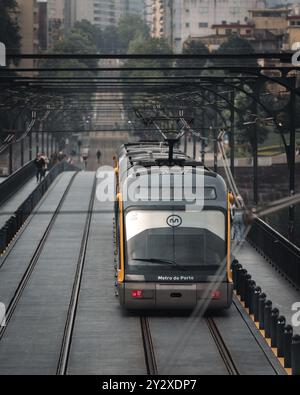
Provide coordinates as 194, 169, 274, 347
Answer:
114, 148, 233, 311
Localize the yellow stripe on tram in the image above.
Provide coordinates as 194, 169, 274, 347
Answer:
117, 192, 125, 283
227, 193, 233, 283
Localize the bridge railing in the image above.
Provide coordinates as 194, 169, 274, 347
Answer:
248, 218, 300, 290
232, 259, 300, 375
0, 161, 36, 207
0, 161, 79, 255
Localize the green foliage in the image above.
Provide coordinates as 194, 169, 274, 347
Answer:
176, 40, 209, 76
101, 25, 120, 53
0, 0, 21, 64
126, 36, 172, 76
215, 35, 257, 67
52, 31, 98, 69
121, 36, 173, 134
39, 20, 99, 141
40, 22, 99, 76
73, 20, 103, 49
48, 13, 149, 55
118, 13, 150, 52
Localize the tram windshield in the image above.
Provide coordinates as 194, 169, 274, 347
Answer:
125, 210, 226, 270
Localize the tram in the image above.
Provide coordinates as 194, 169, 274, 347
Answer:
114, 141, 233, 310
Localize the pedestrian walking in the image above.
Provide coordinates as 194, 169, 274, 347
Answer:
33, 153, 46, 183
40, 152, 49, 180
96, 150, 102, 164
231, 195, 245, 245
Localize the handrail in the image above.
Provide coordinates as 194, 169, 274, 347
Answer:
248, 218, 300, 289
0, 161, 79, 254
0, 161, 35, 207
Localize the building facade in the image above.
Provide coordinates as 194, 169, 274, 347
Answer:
149, 0, 167, 38
149, 0, 263, 52
124, 0, 146, 17
64, 0, 146, 32
48, 0, 65, 47
15, 0, 48, 69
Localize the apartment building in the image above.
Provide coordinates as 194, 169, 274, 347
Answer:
15, 0, 48, 68
149, 0, 261, 52
64, 0, 146, 32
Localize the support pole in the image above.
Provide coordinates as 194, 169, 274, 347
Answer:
29, 132, 32, 161
193, 135, 197, 160
46, 133, 49, 157
230, 90, 235, 176
51, 134, 54, 155
184, 132, 187, 155
289, 86, 296, 243
9, 143, 13, 175
201, 139, 205, 165
213, 128, 218, 173
21, 139, 24, 167
253, 120, 259, 206
41, 128, 44, 153
35, 131, 39, 156
252, 90, 259, 206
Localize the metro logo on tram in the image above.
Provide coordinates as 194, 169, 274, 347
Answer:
166, 215, 182, 228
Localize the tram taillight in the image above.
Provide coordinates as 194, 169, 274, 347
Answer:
212, 291, 221, 300
131, 290, 143, 298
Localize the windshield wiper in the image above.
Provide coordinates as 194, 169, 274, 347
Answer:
132, 258, 188, 270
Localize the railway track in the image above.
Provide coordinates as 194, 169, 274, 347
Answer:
57, 176, 97, 375
140, 317, 158, 375
140, 314, 239, 376
0, 172, 78, 341
205, 316, 240, 375
139, 307, 283, 376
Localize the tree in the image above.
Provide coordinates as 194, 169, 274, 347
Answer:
122, 36, 173, 138
38, 27, 98, 143
102, 25, 121, 53
176, 40, 209, 76
40, 29, 99, 76
53, 31, 98, 69
72, 20, 103, 50
118, 13, 150, 52
125, 36, 173, 78
0, 0, 21, 65
215, 35, 257, 67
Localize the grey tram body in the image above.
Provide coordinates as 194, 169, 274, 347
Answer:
115, 142, 234, 310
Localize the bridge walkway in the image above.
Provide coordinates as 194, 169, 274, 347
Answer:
235, 241, 300, 335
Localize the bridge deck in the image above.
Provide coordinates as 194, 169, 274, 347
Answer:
235, 242, 300, 335
0, 177, 37, 229
67, 190, 145, 375
0, 172, 288, 374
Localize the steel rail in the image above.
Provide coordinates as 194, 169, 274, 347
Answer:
205, 316, 240, 376
0, 172, 78, 341
56, 175, 97, 375
140, 317, 158, 375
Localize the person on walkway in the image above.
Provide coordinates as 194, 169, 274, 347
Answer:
231, 195, 245, 245
96, 150, 102, 165
33, 153, 45, 183
40, 152, 49, 180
